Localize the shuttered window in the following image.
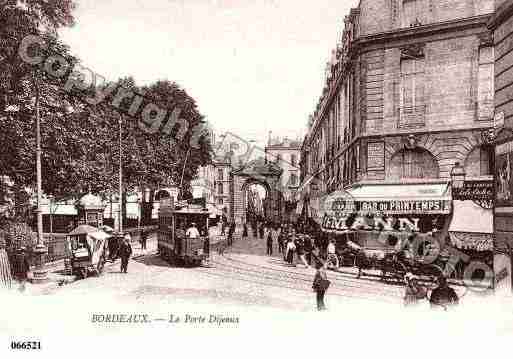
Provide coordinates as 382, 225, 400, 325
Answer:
400, 57, 425, 127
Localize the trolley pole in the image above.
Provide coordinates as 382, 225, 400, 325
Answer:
118, 113, 123, 233
179, 147, 191, 200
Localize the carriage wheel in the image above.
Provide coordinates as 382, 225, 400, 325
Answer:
79, 268, 87, 279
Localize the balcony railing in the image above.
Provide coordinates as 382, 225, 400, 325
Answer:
398, 105, 426, 129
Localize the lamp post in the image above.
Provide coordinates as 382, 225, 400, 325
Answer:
450, 161, 466, 190
31, 75, 47, 283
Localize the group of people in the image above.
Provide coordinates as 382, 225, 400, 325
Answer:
403, 272, 459, 309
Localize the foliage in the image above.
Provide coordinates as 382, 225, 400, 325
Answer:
0, 0, 213, 220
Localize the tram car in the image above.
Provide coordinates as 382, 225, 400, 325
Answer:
157, 198, 210, 266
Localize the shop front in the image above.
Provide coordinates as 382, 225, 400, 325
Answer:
320, 181, 494, 284
320, 183, 452, 253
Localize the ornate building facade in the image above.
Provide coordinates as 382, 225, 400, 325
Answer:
300, 0, 495, 253
490, 0, 513, 292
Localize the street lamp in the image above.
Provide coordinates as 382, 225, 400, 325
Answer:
31, 78, 75, 284
450, 162, 466, 190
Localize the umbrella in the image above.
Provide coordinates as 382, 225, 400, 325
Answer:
100, 225, 114, 233
68, 224, 100, 235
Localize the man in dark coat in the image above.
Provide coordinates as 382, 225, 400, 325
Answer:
228, 222, 235, 246
118, 237, 132, 273
303, 235, 313, 266
429, 276, 459, 309
140, 229, 148, 250
13, 247, 30, 291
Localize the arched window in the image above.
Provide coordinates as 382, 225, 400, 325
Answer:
464, 145, 493, 177
388, 148, 439, 180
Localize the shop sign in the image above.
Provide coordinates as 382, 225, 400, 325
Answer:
326, 199, 451, 215
452, 180, 494, 208
367, 142, 385, 171
322, 213, 444, 233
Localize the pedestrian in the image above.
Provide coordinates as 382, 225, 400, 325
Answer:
266, 229, 273, 256
277, 225, 284, 254
242, 222, 248, 239
12, 247, 30, 291
403, 273, 427, 307
303, 235, 313, 266
259, 223, 264, 239
327, 238, 339, 270
250, 221, 256, 238
118, 237, 132, 273
228, 222, 235, 246
140, 229, 148, 251
221, 214, 227, 235
312, 261, 330, 311
429, 276, 459, 310
0, 235, 13, 290
285, 239, 296, 266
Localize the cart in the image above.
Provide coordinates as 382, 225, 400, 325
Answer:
67, 225, 110, 279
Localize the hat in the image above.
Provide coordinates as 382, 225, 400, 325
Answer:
404, 272, 415, 282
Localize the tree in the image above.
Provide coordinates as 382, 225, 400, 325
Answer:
0, 2, 213, 225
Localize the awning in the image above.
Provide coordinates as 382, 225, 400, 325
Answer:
449, 199, 493, 251
342, 183, 452, 215
41, 204, 77, 216
449, 200, 493, 234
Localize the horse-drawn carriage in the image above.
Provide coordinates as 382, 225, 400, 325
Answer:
325, 229, 453, 283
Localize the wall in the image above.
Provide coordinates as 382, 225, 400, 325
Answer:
493, 0, 513, 291
359, 0, 494, 36
366, 35, 492, 137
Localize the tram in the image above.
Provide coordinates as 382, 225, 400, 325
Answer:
157, 198, 210, 266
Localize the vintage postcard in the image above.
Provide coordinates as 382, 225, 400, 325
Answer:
1, 0, 513, 357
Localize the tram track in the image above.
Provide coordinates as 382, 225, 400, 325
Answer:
221, 254, 404, 294
206, 255, 402, 303
199, 262, 398, 304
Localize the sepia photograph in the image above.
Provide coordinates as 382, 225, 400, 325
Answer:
1, 0, 513, 357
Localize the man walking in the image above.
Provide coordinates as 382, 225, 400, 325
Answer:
140, 229, 148, 251
118, 237, 132, 273
227, 222, 235, 246
312, 261, 329, 311
266, 229, 273, 256
303, 235, 313, 266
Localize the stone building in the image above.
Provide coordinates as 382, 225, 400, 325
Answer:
265, 136, 301, 221
489, 0, 513, 292
300, 0, 496, 262
213, 156, 232, 218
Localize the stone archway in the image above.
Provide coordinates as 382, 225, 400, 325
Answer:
230, 158, 283, 225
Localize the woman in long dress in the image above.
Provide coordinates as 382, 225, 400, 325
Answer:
242, 222, 248, 239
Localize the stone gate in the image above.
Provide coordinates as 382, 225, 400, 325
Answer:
230, 158, 283, 224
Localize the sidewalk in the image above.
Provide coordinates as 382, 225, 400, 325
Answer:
21, 229, 225, 295
22, 237, 158, 295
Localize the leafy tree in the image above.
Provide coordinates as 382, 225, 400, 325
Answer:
0, 1, 213, 225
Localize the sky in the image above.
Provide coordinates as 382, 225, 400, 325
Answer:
60, 0, 358, 148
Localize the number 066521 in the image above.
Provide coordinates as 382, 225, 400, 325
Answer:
11, 341, 41, 350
